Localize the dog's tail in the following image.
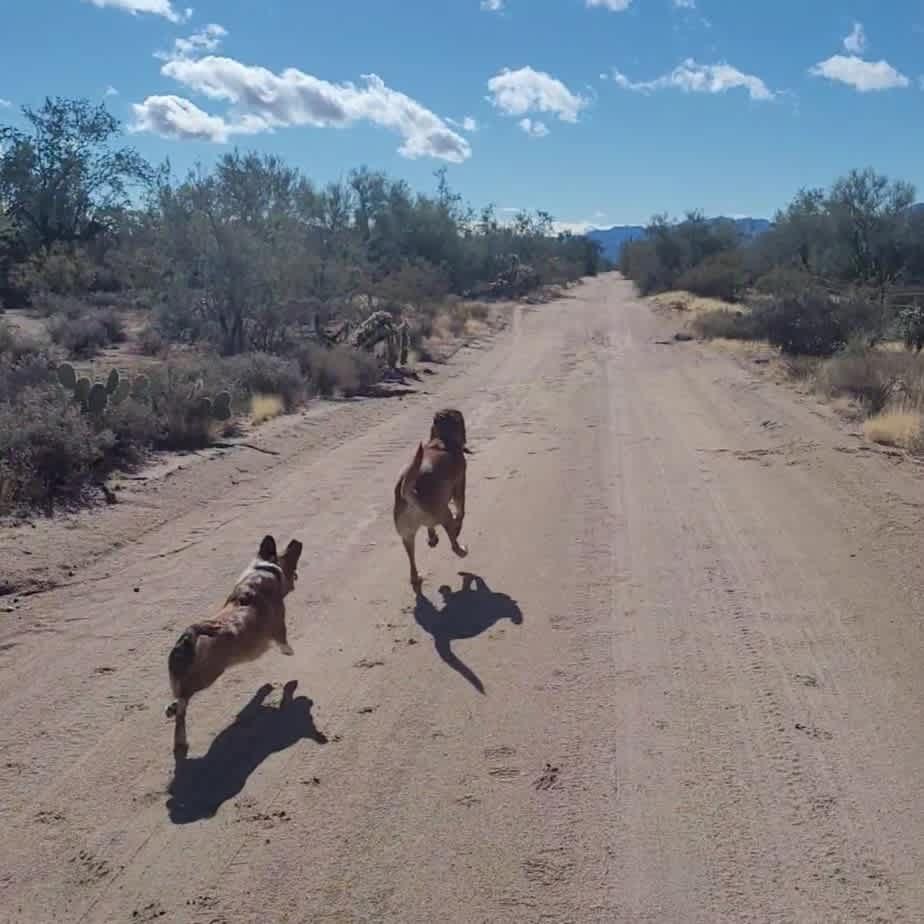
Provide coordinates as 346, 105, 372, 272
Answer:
167, 628, 198, 699
399, 442, 425, 502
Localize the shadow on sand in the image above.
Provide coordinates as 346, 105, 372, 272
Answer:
414, 572, 523, 694
167, 680, 326, 824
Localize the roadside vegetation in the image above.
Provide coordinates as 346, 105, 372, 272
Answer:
0, 97, 604, 515
620, 168, 924, 451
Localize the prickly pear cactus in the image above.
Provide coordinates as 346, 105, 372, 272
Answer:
58, 362, 77, 391
193, 395, 213, 418
212, 391, 232, 422
110, 378, 131, 404
74, 377, 91, 404
87, 382, 108, 415
131, 375, 150, 401
105, 369, 120, 395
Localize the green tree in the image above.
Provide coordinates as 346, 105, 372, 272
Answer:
0, 97, 152, 253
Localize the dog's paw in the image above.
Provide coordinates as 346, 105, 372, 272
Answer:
427, 530, 439, 548
453, 543, 469, 559
165, 702, 177, 719
279, 643, 295, 656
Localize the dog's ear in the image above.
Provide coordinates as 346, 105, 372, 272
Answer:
281, 539, 303, 571
258, 535, 278, 561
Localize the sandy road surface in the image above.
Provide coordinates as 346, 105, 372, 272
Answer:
2, 275, 924, 923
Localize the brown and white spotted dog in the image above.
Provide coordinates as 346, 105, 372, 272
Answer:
393, 409, 470, 593
165, 535, 303, 757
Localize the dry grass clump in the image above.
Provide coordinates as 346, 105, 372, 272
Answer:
862, 409, 923, 450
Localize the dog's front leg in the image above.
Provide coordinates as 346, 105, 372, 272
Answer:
274, 619, 294, 656
172, 698, 189, 758
440, 509, 468, 559
452, 471, 466, 538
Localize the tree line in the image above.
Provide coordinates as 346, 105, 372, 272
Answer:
0, 97, 604, 515
1, 97, 604, 353
619, 168, 924, 355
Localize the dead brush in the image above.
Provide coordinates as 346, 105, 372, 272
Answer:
863, 408, 924, 451
817, 351, 907, 414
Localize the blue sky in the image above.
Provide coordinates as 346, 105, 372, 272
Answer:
3, 0, 924, 227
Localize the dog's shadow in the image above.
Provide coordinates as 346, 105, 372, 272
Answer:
414, 572, 523, 694
167, 680, 327, 824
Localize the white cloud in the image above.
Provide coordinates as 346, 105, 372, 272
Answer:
448, 115, 479, 132
85, 0, 189, 23
487, 66, 588, 122
611, 58, 775, 101
843, 22, 867, 55
480, 0, 504, 11
0, 98, 12, 109
673, 0, 696, 7
518, 117, 550, 138
586, 0, 632, 10
105, 85, 119, 97
810, 54, 909, 92
166, 23, 227, 59
134, 50, 471, 161
131, 94, 239, 142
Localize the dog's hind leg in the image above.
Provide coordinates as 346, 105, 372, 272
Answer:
402, 531, 422, 593
172, 697, 189, 758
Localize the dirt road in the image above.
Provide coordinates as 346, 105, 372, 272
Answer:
2, 275, 923, 923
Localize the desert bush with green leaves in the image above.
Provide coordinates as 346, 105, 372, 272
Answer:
0, 96, 607, 514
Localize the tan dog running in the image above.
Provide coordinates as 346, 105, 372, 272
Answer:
394, 409, 470, 593
165, 534, 303, 757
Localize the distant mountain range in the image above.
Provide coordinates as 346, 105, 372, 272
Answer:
586, 205, 924, 262
586, 217, 773, 262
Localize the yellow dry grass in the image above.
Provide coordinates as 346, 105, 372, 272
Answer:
250, 393, 284, 424
463, 318, 491, 339
862, 408, 923, 450
649, 290, 743, 320
709, 337, 770, 355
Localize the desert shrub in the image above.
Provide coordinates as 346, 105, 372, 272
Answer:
12, 245, 97, 297
102, 398, 161, 466
898, 304, 924, 352
749, 290, 847, 356
816, 349, 918, 413
32, 293, 88, 319
294, 343, 382, 397
837, 295, 889, 347
0, 320, 45, 363
676, 252, 747, 302
0, 385, 105, 511
753, 267, 818, 297
42, 296, 127, 357
142, 364, 226, 450
619, 238, 672, 295
691, 308, 757, 340
151, 288, 213, 346
94, 307, 127, 344
134, 353, 306, 449
47, 314, 107, 357
137, 324, 167, 357
219, 353, 305, 411
0, 322, 54, 403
